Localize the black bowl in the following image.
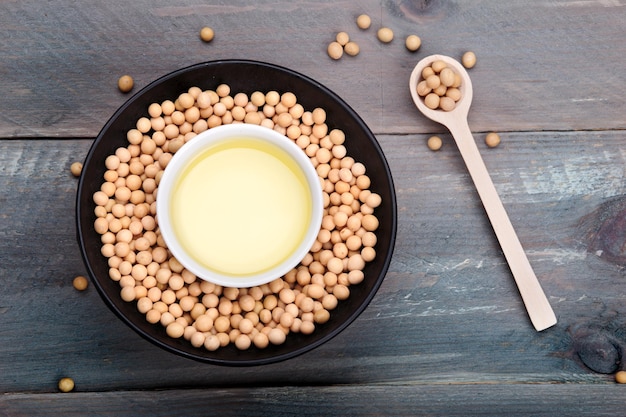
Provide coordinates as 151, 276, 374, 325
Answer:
76, 60, 397, 366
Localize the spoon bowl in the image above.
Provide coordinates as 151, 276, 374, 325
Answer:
409, 54, 473, 125
409, 55, 557, 331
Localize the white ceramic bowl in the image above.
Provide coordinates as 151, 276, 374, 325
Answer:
156, 123, 323, 288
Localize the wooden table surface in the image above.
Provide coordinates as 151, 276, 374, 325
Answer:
2, 0, 626, 415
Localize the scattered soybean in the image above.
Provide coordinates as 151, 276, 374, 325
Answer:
200, 27, 215, 42
58, 377, 75, 392
336, 31, 350, 46
462, 51, 477, 69
427, 136, 443, 151
73, 275, 89, 291
485, 132, 501, 148
117, 75, 134, 93
356, 14, 371, 30
327, 41, 344, 60
344, 41, 360, 56
405, 35, 421, 52
70, 162, 83, 177
377, 27, 394, 43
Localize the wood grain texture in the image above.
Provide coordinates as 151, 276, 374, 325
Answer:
2, 384, 626, 417
1, 132, 624, 396
1, 0, 625, 137
2, 0, 626, 414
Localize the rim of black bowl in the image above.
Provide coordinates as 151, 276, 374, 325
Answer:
76, 59, 397, 366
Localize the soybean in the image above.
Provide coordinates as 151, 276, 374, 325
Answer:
344, 41, 360, 57
405, 35, 421, 52
336, 31, 350, 46
70, 162, 83, 177
327, 41, 343, 60
200, 27, 215, 43
377, 27, 394, 43
58, 377, 75, 392
427, 136, 443, 151
485, 132, 501, 148
73, 275, 89, 291
462, 51, 477, 69
117, 75, 134, 93
356, 14, 371, 30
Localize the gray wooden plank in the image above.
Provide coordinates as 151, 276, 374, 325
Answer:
1, 132, 625, 394
1, 1, 625, 138
2, 384, 625, 417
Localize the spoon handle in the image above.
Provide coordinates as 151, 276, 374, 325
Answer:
448, 119, 557, 331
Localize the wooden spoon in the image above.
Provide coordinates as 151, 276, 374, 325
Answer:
409, 54, 557, 331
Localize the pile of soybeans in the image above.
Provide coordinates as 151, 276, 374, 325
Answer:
92, 84, 382, 352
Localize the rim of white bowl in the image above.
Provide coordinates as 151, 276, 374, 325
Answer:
156, 123, 324, 288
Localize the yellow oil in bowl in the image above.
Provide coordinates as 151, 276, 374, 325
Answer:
170, 138, 312, 277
